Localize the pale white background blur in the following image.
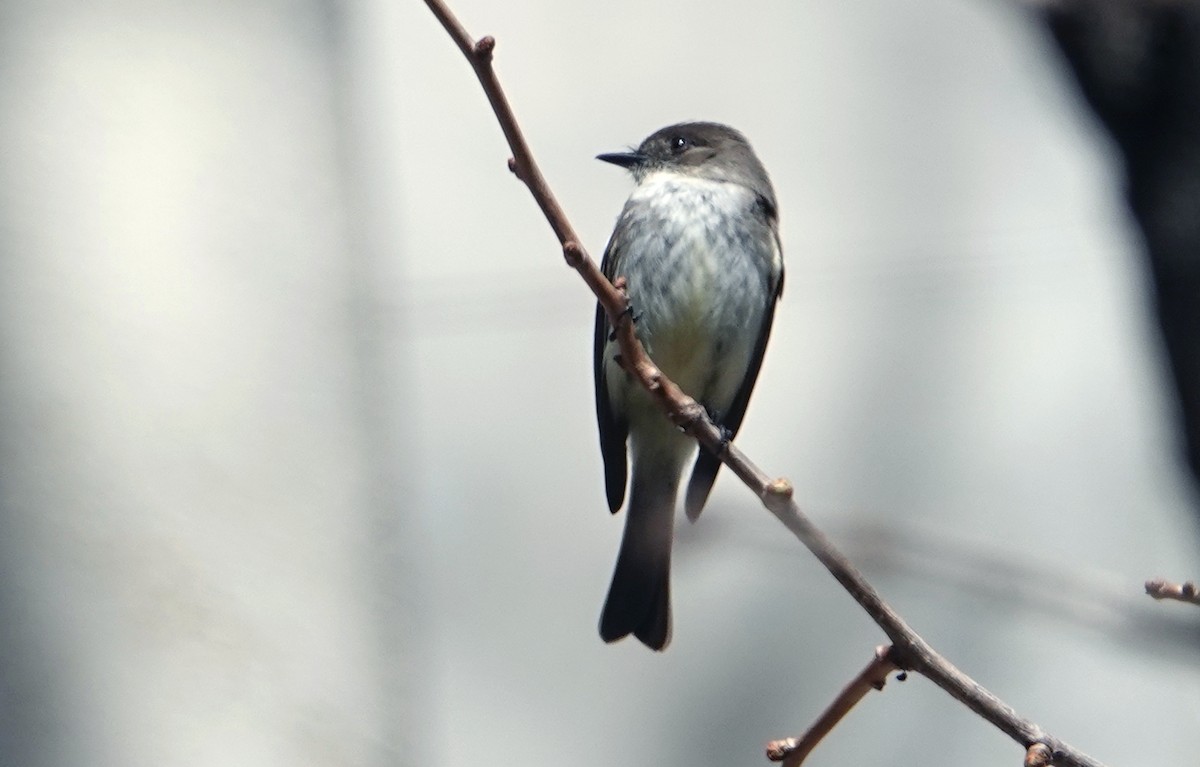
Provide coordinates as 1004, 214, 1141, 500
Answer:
1, 1, 1197, 766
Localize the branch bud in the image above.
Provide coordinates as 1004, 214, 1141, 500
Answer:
473, 35, 495, 61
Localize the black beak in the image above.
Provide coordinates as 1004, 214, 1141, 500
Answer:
596, 151, 646, 169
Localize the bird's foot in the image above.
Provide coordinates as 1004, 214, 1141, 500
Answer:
707, 409, 733, 449
608, 301, 641, 341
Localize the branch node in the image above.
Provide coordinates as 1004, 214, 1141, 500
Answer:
867, 648, 893, 690
673, 399, 707, 429
762, 477, 794, 511
765, 738, 798, 762
563, 240, 584, 268
1025, 743, 1053, 767
507, 156, 519, 176
473, 35, 495, 61
1145, 576, 1200, 604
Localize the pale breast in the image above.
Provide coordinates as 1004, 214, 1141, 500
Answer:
605, 173, 778, 414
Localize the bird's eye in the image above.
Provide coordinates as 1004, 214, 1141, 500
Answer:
671, 135, 689, 152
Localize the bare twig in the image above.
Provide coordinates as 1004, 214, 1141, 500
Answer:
1145, 577, 1200, 605
766, 646, 900, 766
421, 2, 1110, 765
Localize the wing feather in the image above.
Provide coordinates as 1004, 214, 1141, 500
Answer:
684, 204, 783, 520
595, 234, 629, 513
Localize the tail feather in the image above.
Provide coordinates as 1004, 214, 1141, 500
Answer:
600, 544, 671, 650
632, 576, 671, 649
599, 464, 676, 651
684, 450, 721, 522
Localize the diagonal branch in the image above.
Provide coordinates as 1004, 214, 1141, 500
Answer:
421, 2, 1110, 765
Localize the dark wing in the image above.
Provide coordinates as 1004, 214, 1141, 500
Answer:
595, 235, 629, 513
684, 200, 783, 520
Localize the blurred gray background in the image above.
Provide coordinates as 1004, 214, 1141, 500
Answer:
1, 1, 1198, 766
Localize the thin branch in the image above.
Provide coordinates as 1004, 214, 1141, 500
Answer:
421, 2, 1110, 765
1145, 577, 1200, 605
766, 646, 900, 766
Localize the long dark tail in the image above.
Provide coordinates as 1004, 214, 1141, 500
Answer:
599, 466, 677, 651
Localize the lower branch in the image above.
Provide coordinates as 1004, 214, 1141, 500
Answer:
766, 646, 899, 766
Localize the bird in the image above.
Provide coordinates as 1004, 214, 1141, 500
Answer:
593, 122, 784, 650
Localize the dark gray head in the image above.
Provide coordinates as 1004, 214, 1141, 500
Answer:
598, 122, 775, 209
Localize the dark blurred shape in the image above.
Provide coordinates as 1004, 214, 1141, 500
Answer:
1043, 2, 1200, 496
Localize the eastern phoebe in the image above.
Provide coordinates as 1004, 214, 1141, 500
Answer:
594, 122, 784, 650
